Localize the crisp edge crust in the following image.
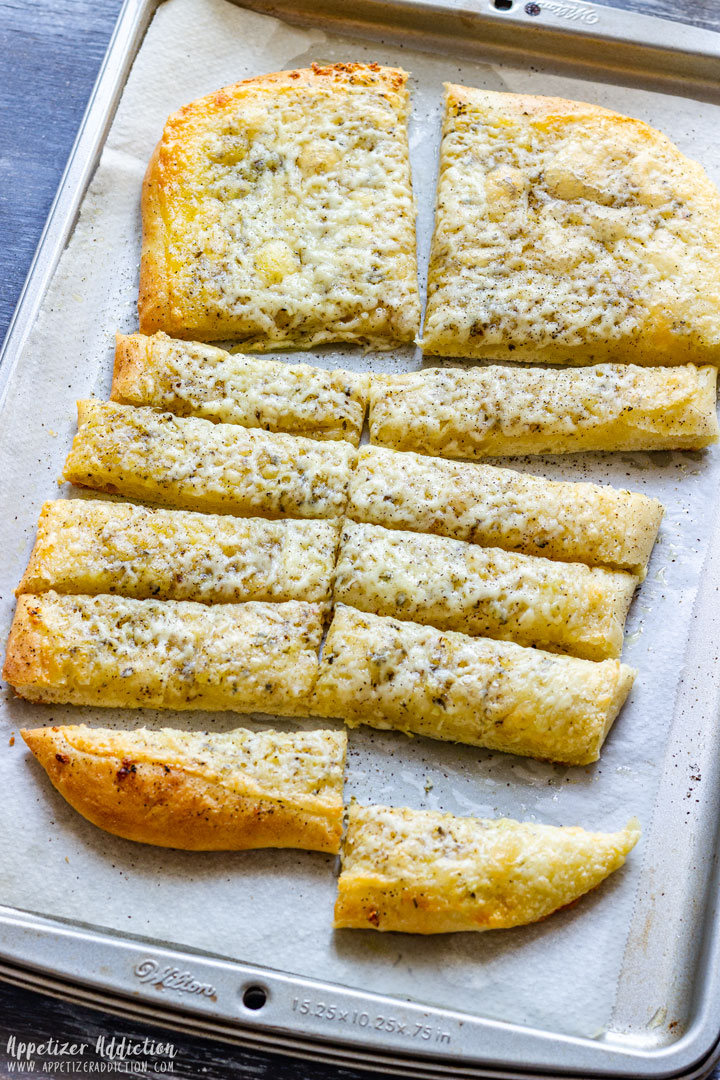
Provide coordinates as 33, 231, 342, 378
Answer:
138, 63, 410, 338
111, 332, 151, 403
138, 141, 171, 336
21, 725, 345, 853
3, 595, 47, 699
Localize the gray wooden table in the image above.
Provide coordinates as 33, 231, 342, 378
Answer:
1, 1, 719, 1078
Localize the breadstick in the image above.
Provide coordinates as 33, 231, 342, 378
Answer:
347, 446, 662, 578
334, 804, 640, 932
17, 500, 339, 606
63, 400, 355, 520
368, 364, 718, 456
22, 724, 346, 853
113, 332, 368, 446
312, 605, 635, 765
333, 521, 637, 660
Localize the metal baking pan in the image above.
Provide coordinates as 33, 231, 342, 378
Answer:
3, 1, 720, 1077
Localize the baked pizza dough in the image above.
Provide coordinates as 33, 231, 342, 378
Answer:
333, 522, 637, 660
139, 63, 420, 348
22, 724, 346, 853
4, 593, 323, 714
369, 364, 719, 456
347, 446, 663, 578
312, 606, 635, 765
334, 804, 640, 932
113, 332, 369, 446
63, 401, 355, 520
17, 500, 340, 605
422, 86, 720, 364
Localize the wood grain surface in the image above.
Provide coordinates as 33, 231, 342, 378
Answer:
1, 1, 719, 1078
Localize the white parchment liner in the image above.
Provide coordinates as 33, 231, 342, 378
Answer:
1, 0, 719, 1042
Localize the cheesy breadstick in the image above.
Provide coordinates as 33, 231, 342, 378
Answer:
335, 804, 640, 932
368, 364, 718, 457
17, 500, 339, 606
333, 521, 637, 660
63, 400, 355, 520
4, 593, 323, 715
348, 446, 662, 578
313, 605, 635, 765
113, 332, 368, 446
22, 724, 346, 854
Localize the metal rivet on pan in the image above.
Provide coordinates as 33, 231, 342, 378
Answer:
525, 2, 542, 13
242, 984, 269, 1010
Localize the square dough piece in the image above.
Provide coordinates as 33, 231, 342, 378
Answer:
422, 86, 720, 365
140, 63, 420, 348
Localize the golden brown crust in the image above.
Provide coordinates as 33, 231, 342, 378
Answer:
138, 143, 171, 335
4, 595, 45, 696
111, 332, 150, 402
21, 725, 345, 853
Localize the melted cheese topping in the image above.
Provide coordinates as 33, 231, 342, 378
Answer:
140, 64, 420, 347
422, 86, 720, 364
6, 593, 323, 714
58, 724, 346, 804
369, 364, 719, 456
348, 446, 663, 578
313, 605, 635, 765
335, 804, 640, 932
63, 401, 355, 520
113, 332, 369, 445
334, 522, 636, 660
17, 500, 339, 605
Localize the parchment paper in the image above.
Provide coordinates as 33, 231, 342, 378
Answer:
1, 0, 720, 1042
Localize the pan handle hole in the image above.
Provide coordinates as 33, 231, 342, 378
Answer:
494, 0, 513, 9
242, 984, 268, 1010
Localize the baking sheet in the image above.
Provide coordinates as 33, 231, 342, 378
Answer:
1, 0, 720, 1046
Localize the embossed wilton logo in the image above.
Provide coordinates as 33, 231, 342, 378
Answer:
134, 958, 217, 998
542, 1, 598, 23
